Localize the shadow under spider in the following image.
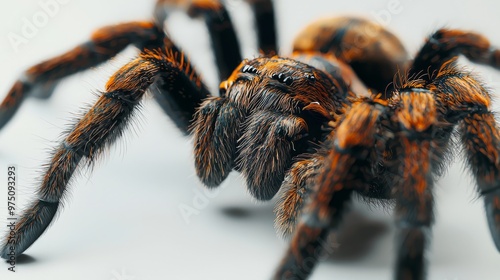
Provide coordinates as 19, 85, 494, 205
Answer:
326, 211, 389, 262
220, 205, 389, 262
4, 254, 37, 265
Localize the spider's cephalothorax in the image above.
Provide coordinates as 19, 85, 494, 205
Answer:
193, 57, 348, 200
1, 1, 500, 279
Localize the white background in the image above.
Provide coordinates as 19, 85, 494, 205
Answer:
0, 0, 500, 279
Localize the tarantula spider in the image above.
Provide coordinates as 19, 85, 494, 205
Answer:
1, 0, 500, 279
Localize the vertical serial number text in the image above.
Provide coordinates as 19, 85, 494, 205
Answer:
6, 166, 17, 272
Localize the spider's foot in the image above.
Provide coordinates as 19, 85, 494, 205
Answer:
30, 81, 60, 100
0, 200, 59, 259
0, 108, 19, 131
484, 187, 500, 251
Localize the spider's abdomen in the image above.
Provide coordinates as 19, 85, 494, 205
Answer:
194, 57, 350, 200
293, 16, 408, 93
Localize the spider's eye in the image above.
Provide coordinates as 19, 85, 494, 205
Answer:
271, 73, 294, 86
283, 77, 293, 86
242, 65, 258, 74
305, 74, 316, 82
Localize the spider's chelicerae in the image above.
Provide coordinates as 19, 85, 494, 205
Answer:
1, 0, 500, 279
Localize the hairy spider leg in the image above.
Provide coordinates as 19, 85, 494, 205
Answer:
389, 62, 499, 279
154, 0, 242, 80
390, 91, 437, 280
274, 152, 327, 238
273, 100, 386, 279
274, 134, 396, 239
0, 21, 165, 131
0, 49, 209, 258
460, 113, 500, 251
247, 0, 278, 56
426, 62, 500, 251
187, 0, 243, 80
410, 29, 500, 82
